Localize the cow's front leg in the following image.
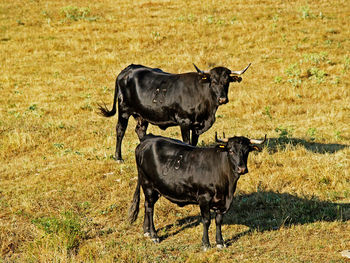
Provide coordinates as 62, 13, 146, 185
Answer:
215, 212, 226, 249
199, 197, 211, 250
135, 117, 149, 140
143, 190, 159, 243
191, 129, 199, 146
180, 125, 191, 144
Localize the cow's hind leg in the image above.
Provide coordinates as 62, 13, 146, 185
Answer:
135, 116, 149, 140
115, 112, 129, 162
143, 188, 160, 243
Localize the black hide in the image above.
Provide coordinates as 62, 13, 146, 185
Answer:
129, 134, 257, 249
99, 64, 244, 162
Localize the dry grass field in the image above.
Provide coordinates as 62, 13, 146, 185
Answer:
1, 0, 349, 262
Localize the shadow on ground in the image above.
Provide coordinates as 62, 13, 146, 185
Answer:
266, 137, 348, 154
199, 137, 348, 154
158, 191, 350, 244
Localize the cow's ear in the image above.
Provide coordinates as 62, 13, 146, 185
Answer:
193, 64, 211, 82
229, 76, 242, 83
250, 145, 262, 152
215, 144, 227, 151
200, 73, 211, 82
249, 135, 266, 151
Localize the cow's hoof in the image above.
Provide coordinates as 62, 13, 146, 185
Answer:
202, 245, 210, 252
341, 250, 350, 258
144, 233, 159, 243
151, 237, 160, 243
115, 159, 124, 164
216, 243, 227, 249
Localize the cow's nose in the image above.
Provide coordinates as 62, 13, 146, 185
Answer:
237, 167, 247, 175
219, 97, 228, 104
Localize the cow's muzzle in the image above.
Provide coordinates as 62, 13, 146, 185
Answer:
218, 97, 228, 105
237, 167, 248, 175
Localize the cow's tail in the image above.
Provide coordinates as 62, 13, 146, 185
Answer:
128, 176, 141, 224
98, 78, 118, 117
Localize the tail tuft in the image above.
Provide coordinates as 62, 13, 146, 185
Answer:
128, 179, 141, 224
97, 102, 116, 117
97, 78, 119, 117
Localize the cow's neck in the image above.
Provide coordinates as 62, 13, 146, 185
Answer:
226, 154, 240, 182
207, 84, 221, 107
192, 84, 220, 135
222, 153, 240, 212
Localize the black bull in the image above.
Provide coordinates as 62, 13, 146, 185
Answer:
129, 133, 265, 250
98, 63, 251, 162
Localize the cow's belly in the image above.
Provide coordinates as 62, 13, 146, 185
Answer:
142, 116, 178, 130
130, 106, 177, 126
160, 193, 198, 207
150, 169, 199, 205
128, 99, 216, 134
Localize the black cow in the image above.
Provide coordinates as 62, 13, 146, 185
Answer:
128, 133, 265, 250
98, 63, 251, 162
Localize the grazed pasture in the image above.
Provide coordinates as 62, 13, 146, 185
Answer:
0, 0, 349, 262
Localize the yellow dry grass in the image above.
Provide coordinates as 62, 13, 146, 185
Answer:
0, 0, 349, 262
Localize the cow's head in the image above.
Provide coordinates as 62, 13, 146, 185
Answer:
193, 63, 251, 105
215, 132, 266, 175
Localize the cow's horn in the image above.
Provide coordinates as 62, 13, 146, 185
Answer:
250, 134, 267, 145
215, 132, 229, 143
193, 63, 208, 74
230, 63, 251, 76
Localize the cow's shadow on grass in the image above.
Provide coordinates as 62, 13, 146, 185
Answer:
266, 137, 348, 154
223, 191, 350, 245
200, 137, 348, 154
158, 191, 350, 244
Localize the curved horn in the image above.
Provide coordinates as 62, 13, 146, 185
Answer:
193, 63, 205, 74
250, 134, 267, 145
230, 63, 251, 76
215, 132, 229, 143
193, 64, 209, 74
